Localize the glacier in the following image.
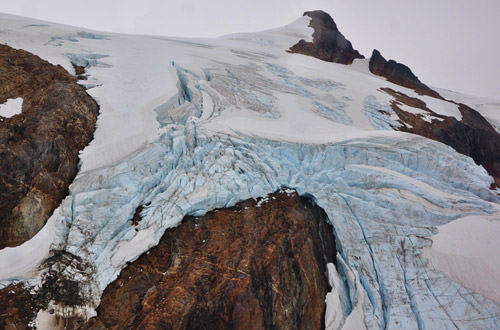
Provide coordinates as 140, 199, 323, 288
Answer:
0, 12, 500, 330
31, 117, 500, 329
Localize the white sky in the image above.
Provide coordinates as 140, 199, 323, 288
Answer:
0, 0, 499, 98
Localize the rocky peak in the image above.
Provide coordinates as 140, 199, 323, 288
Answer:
0, 45, 99, 249
369, 49, 441, 98
288, 10, 364, 64
383, 87, 500, 187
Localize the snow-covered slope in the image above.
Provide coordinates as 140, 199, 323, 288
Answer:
436, 87, 500, 133
1, 12, 499, 329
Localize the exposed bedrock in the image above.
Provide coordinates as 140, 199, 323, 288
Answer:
85, 190, 336, 330
0, 251, 96, 330
369, 49, 441, 98
288, 10, 364, 64
0, 44, 99, 248
384, 88, 500, 186
0, 284, 36, 330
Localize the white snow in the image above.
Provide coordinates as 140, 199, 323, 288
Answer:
423, 213, 500, 304
0, 97, 23, 118
111, 225, 157, 268
397, 103, 437, 123
223, 15, 313, 50
0, 204, 62, 282
204, 92, 365, 144
325, 263, 345, 330
325, 258, 368, 330
470, 101, 500, 132
35, 301, 96, 330
256, 196, 269, 207
437, 87, 500, 132
419, 95, 462, 120
35, 309, 60, 330
341, 281, 367, 330
351, 164, 465, 201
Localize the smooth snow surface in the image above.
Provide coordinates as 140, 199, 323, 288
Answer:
0, 97, 23, 118
1, 13, 500, 329
419, 95, 462, 120
437, 87, 500, 133
0, 207, 60, 282
423, 213, 500, 305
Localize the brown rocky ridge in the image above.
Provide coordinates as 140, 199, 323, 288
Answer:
287, 11, 500, 188
0, 44, 99, 248
288, 10, 365, 64
85, 190, 336, 330
0, 251, 96, 330
383, 88, 500, 186
0, 284, 37, 330
369, 49, 442, 98
0, 190, 336, 329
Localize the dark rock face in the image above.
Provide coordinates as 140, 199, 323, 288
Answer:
289, 10, 364, 64
0, 191, 336, 329
369, 49, 441, 98
86, 190, 336, 330
384, 88, 500, 186
71, 62, 87, 80
0, 44, 99, 248
0, 251, 96, 330
0, 284, 37, 330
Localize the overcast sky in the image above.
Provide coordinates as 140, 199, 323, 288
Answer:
1, 0, 498, 98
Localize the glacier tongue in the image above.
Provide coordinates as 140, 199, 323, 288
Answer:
19, 117, 498, 328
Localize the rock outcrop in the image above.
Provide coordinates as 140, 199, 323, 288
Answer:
369, 49, 441, 98
0, 251, 95, 330
289, 10, 364, 64
0, 44, 99, 248
85, 190, 336, 330
384, 88, 500, 186
0, 191, 336, 329
0, 284, 37, 330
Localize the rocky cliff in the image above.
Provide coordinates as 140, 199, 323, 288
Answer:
0, 44, 99, 248
369, 49, 441, 98
0, 191, 336, 330
288, 10, 364, 64
86, 191, 335, 330
383, 88, 500, 186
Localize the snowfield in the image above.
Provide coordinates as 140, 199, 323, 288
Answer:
0, 97, 23, 118
1, 12, 500, 329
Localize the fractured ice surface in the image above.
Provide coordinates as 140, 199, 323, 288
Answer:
66, 53, 110, 69
363, 96, 402, 130
27, 118, 499, 328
